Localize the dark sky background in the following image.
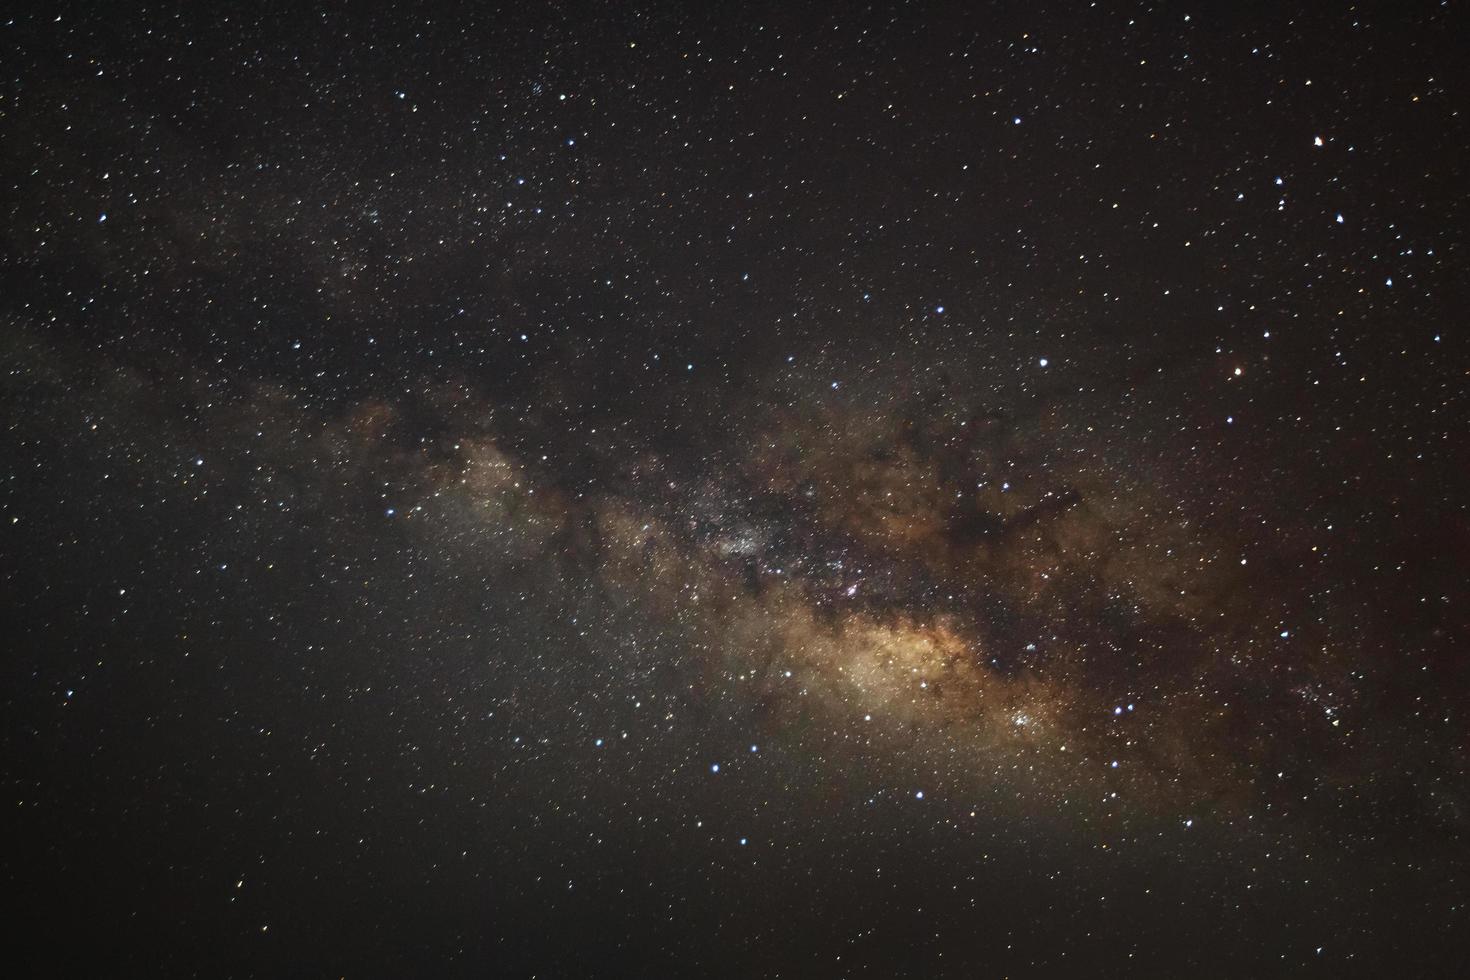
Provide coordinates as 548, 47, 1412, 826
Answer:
3, 1, 1468, 976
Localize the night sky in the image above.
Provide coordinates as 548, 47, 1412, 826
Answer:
4, 2, 1468, 976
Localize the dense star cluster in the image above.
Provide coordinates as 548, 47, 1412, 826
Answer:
3, 2, 1467, 976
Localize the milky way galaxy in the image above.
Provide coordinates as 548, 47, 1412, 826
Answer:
4, 3, 1468, 976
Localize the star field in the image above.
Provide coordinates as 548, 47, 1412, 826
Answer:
3, 2, 1468, 976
